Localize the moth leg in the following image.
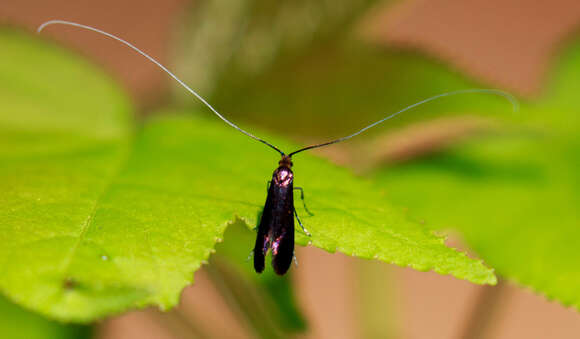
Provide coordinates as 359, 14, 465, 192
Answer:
252, 209, 264, 232
294, 187, 314, 216
293, 251, 299, 267
294, 209, 311, 236
246, 250, 254, 262
266, 180, 271, 192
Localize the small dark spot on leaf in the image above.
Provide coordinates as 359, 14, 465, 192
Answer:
63, 277, 77, 290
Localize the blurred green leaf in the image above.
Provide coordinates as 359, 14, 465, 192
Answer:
0, 32, 130, 138
375, 39, 580, 309
377, 134, 579, 308
0, 295, 89, 339
1, 29, 494, 323
524, 38, 580, 133
212, 38, 517, 140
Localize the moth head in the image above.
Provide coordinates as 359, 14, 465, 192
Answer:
279, 155, 293, 168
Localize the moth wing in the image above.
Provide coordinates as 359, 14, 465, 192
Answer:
253, 191, 274, 273
271, 203, 295, 276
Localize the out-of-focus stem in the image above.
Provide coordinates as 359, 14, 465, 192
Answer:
457, 279, 509, 339
206, 259, 282, 339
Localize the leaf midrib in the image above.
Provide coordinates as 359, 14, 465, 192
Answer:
57, 138, 132, 279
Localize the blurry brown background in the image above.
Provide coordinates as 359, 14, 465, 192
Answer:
2, 0, 580, 338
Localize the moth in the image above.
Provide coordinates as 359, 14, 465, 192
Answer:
38, 20, 517, 275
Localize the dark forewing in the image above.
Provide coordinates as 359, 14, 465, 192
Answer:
270, 178, 295, 275
271, 203, 294, 275
253, 186, 274, 273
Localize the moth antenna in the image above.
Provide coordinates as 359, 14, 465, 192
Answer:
37, 20, 285, 156
288, 89, 518, 157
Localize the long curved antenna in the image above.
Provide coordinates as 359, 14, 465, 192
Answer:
37, 20, 285, 156
288, 89, 518, 157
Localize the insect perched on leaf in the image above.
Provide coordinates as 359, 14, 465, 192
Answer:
38, 20, 518, 275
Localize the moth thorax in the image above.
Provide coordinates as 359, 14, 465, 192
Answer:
274, 167, 293, 187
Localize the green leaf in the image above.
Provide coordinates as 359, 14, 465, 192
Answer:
0, 29, 134, 322
1, 29, 494, 323
131, 111, 497, 287
0, 294, 89, 339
